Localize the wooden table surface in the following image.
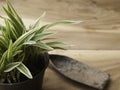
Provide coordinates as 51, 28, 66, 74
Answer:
1, 0, 120, 50
0, 0, 119, 90
42, 50, 120, 90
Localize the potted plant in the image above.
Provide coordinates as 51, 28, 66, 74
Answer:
0, 1, 80, 90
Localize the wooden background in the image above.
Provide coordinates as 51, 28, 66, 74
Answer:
1, 0, 120, 50
0, 0, 120, 90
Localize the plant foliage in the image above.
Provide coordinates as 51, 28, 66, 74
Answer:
0, 1, 80, 83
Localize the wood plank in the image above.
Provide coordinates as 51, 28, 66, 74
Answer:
0, 0, 120, 49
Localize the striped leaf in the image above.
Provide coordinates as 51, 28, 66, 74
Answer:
16, 63, 33, 79
46, 41, 65, 47
13, 28, 37, 47
4, 62, 21, 72
23, 41, 36, 45
7, 40, 13, 62
30, 12, 46, 29
32, 32, 54, 41
3, 6, 24, 36
32, 42, 53, 51
0, 51, 7, 72
7, 1, 25, 29
37, 20, 81, 33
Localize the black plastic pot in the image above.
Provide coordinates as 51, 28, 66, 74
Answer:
0, 53, 49, 90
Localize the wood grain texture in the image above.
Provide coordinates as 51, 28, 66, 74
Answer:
0, 1, 119, 90
42, 50, 120, 90
0, 0, 120, 49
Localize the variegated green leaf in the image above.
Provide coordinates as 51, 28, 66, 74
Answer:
7, 40, 13, 62
46, 41, 65, 47
16, 63, 33, 79
0, 24, 6, 31
32, 42, 53, 51
13, 28, 37, 47
13, 45, 23, 53
13, 50, 23, 56
7, 1, 25, 29
23, 41, 36, 45
3, 6, 24, 36
4, 62, 21, 72
4, 19, 11, 39
0, 36, 8, 48
37, 20, 81, 33
0, 51, 7, 72
32, 32, 54, 41
30, 12, 46, 29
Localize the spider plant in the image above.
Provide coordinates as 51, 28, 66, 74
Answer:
0, 1, 79, 83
